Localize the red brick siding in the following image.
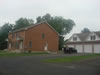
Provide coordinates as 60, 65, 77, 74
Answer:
24, 23, 59, 52
8, 23, 59, 52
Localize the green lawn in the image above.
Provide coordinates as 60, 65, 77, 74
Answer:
0, 51, 49, 57
42, 54, 100, 63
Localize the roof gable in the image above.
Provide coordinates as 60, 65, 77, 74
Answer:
68, 34, 81, 42
9, 22, 59, 36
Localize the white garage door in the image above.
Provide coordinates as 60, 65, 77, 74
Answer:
75, 45, 83, 53
94, 44, 100, 53
84, 45, 92, 53
68, 45, 74, 48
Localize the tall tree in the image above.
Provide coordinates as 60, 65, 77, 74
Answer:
0, 23, 12, 50
42, 13, 52, 21
36, 16, 42, 23
81, 28, 90, 33
36, 13, 52, 23
14, 18, 34, 30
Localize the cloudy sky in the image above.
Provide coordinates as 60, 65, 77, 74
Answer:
0, 0, 100, 38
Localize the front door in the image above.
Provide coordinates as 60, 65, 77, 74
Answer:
19, 41, 23, 49
9, 43, 11, 49
44, 43, 48, 51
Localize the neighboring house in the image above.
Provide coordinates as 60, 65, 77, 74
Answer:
66, 31, 100, 53
8, 22, 59, 52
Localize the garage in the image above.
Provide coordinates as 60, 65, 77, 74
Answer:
94, 44, 100, 53
75, 45, 83, 53
84, 44, 92, 53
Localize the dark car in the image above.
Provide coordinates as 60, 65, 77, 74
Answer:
64, 47, 77, 54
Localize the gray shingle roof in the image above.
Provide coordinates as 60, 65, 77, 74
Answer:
76, 32, 90, 41
95, 31, 100, 37
75, 31, 100, 41
9, 21, 59, 35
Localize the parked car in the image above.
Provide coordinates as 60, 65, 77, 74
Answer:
64, 47, 77, 54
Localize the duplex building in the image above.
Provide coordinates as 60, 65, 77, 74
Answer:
8, 22, 59, 52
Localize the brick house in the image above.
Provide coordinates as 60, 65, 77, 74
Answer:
8, 22, 59, 52
66, 31, 100, 53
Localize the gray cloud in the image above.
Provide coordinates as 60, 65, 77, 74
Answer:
0, 0, 100, 38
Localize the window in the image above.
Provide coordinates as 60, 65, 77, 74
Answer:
12, 33, 15, 39
16, 32, 19, 38
29, 41, 32, 48
15, 42, 19, 48
90, 35, 96, 40
11, 42, 13, 48
73, 37, 77, 41
42, 33, 45, 39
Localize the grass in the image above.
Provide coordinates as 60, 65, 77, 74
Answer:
42, 54, 100, 63
0, 51, 8, 53
0, 51, 49, 57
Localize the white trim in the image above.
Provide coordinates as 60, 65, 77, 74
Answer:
68, 34, 81, 42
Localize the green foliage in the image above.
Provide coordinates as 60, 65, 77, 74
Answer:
81, 28, 90, 33
0, 23, 12, 50
36, 16, 43, 23
59, 36, 64, 50
14, 18, 34, 30
0, 52, 49, 57
42, 54, 100, 63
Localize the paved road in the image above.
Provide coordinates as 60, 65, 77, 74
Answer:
0, 54, 100, 75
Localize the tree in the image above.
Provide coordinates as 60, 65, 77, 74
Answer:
36, 16, 43, 23
36, 13, 75, 50
0, 23, 12, 50
36, 13, 52, 23
14, 18, 34, 30
81, 28, 90, 33
42, 13, 52, 21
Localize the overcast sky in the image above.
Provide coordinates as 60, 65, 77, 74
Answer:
0, 0, 100, 39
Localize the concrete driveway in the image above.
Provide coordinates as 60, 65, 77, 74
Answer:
0, 54, 100, 75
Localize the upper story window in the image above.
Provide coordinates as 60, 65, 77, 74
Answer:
73, 37, 77, 41
16, 32, 19, 38
90, 35, 96, 40
42, 33, 45, 39
12, 33, 15, 39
